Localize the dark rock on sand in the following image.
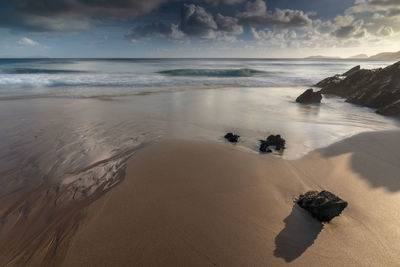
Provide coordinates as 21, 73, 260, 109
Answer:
316, 61, 400, 117
296, 89, 322, 104
296, 190, 348, 222
259, 135, 286, 152
224, 132, 240, 143
259, 141, 273, 153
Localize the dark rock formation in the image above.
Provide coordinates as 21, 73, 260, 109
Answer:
316, 61, 400, 117
296, 190, 348, 222
296, 89, 322, 104
377, 100, 400, 116
224, 132, 240, 143
315, 75, 341, 88
259, 135, 286, 152
342, 65, 360, 76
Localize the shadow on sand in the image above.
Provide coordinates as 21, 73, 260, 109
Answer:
320, 130, 400, 192
274, 205, 323, 262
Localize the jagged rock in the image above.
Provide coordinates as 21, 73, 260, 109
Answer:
224, 132, 240, 143
296, 190, 348, 222
259, 135, 286, 152
296, 89, 322, 104
315, 75, 341, 88
342, 65, 360, 76
316, 61, 400, 117
377, 100, 400, 116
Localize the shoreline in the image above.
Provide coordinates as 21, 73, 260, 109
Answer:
1, 130, 400, 265
59, 130, 400, 266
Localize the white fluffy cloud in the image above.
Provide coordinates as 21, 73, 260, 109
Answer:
346, 0, 400, 16
377, 25, 394, 36
124, 0, 398, 53
18, 37, 39, 46
238, 0, 312, 28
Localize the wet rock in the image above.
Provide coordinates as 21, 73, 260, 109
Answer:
224, 132, 240, 143
316, 61, 400, 117
296, 190, 348, 222
377, 100, 400, 116
259, 135, 286, 152
315, 75, 341, 88
296, 89, 322, 104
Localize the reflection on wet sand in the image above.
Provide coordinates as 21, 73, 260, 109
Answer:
0, 86, 398, 265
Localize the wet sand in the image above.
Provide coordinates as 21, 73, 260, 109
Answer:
61, 130, 400, 266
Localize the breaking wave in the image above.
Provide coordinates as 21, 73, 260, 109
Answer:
158, 68, 265, 77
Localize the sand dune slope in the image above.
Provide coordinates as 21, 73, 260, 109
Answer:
63, 131, 400, 266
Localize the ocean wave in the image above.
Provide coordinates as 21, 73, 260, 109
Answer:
0, 68, 87, 74
158, 68, 265, 77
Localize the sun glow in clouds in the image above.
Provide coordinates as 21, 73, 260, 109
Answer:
0, 0, 399, 58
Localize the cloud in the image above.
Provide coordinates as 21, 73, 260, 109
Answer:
244, 0, 267, 16
369, 0, 400, 6
215, 14, 243, 34
126, 4, 244, 41
178, 4, 243, 39
203, 0, 245, 4
238, 0, 312, 28
387, 9, 400, 17
125, 22, 173, 39
332, 25, 357, 38
125, 22, 186, 41
180, 4, 218, 38
18, 37, 39, 46
346, 0, 400, 15
250, 27, 299, 47
0, 0, 168, 31
377, 25, 394, 36
372, 13, 385, 19
4, 0, 167, 17
332, 20, 366, 38
333, 15, 355, 26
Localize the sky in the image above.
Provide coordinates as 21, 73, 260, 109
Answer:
0, 0, 399, 58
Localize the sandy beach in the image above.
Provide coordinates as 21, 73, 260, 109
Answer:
1, 59, 399, 267
57, 130, 400, 266
1, 0, 400, 264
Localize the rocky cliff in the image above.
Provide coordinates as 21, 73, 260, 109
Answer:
316, 61, 400, 117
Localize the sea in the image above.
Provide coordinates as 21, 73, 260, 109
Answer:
0, 58, 399, 195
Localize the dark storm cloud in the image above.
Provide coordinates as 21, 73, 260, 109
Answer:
238, 0, 312, 28
331, 20, 365, 39
387, 9, 400, 17
0, 0, 168, 31
215, 14, 243, 34
178, 4, 243, 38
1, 0, 167, 16
0, 0, 250, 32
180, 4, 218, 38
126, 3, 243, 40
204, 0, 245, 4
125, 22, 173, 39
333, 25, 356, 38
